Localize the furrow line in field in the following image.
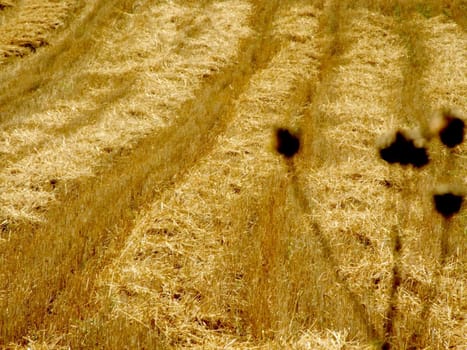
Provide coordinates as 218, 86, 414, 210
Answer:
394, 15, 467, 349
0, 0, 108, 110
0, 0, 227, 186
0, 0, 280, 344
73, 3, 323, 347
0, 0, 253, 224
298, 6, 407, 341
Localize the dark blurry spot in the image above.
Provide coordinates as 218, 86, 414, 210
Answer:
410, 147, 430, 168
275, 128, 300, 158
199, 317, 224, 330
379, 131, 429, 168
1, 220, 8, 233
230, 183, 241, 193
381, 179, 392, 188
49, 178, 58, 189
22, 43, 36, 53
439, 116, 465, 148
235, 272, 244, 280
349, 173, 363, 180
146, 228, 174, 237
433, 192, 463, 218
134, 250, 145, 261
394, 235, 401, 253
393, 273, 401, 288
354, 232, 372, 247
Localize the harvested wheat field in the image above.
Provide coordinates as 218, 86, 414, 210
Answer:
0, 0, 466, 348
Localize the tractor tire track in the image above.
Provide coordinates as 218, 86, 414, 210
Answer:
0, 0, 279, 344
0, 0, 112, 112
0, 0, 254, 223
298, 5, 408, 342
76, 2, 324, 348
393, 14, 467, 349
1, 1, 465, 348
0, 0, 236, 166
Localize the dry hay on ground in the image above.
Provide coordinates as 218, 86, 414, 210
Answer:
0, 0, 78, 62
0, 0, 465, 349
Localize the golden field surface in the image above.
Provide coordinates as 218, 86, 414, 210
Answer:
0, 0, 466, 348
